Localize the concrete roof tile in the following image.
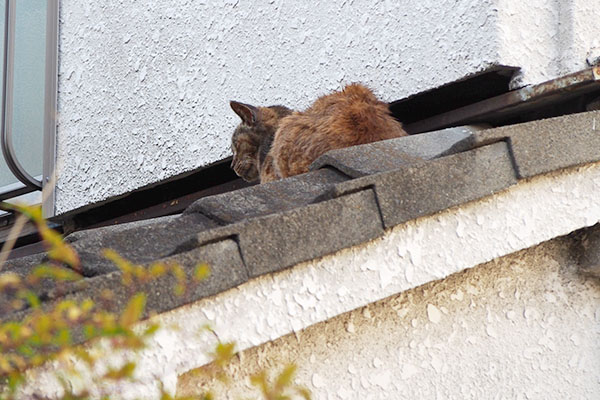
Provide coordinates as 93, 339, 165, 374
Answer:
67, 238, 248, 318
186, 168, 348, 224
4, 111, 600, 329
321, 141, 518, 229
184, 189, 383, 277
71, 213, 219, 277
310, 125, 484, 177
466, 110, 600, 178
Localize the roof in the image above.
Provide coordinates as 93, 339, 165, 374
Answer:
2, 110, 600, 326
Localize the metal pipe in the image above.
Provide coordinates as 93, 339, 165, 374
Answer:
1, 0, 42, 191
42, 0, 59, 217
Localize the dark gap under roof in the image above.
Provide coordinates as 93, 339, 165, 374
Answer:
58, 158, 254, 233
389, 66, 519, 125
399, 66, 600, 133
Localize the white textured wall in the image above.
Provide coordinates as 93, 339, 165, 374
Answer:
21, 162, 600, 399
55, 0, 600, 214
178, 237, 600, 399
497, 0, 600, 87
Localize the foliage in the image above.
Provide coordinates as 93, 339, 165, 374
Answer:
250, 365, 311, 400
0, 203, 310, 400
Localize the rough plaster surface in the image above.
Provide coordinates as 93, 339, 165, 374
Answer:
497, 0, 600, 87
22, 161, 600, 399
54, 0, 600, 214
178, 238, 600, 399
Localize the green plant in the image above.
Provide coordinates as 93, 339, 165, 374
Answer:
0, 203, 310, 400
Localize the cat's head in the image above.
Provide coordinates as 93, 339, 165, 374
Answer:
230, 101, 292, 182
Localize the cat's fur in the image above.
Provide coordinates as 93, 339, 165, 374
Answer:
229, 102, 292, 182
230, 83, 407, 183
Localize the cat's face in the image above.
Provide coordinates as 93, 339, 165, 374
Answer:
230, 101, 292, 182
231, 123, 261, 182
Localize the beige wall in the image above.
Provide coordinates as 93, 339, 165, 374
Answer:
178, 236, 600, 399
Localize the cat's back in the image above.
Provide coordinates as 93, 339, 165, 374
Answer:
271, 83, 407, 178
305, 83, 378, 115
310, 83, 406, 143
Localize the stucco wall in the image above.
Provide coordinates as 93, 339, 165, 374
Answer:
178, 236, 600, 399
54, 0, 600, 215
497, 0, 600, 87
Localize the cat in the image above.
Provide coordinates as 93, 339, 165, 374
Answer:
229, 102, 292, 182
230, 83, 407, 183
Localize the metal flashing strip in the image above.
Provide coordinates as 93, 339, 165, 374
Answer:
404, 67, 600, 134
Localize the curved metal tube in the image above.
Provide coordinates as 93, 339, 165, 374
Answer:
0, 0, 42, 191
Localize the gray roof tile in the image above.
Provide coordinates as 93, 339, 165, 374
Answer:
185, 168, 348, 224
319, 141, 517, 229
183, 189, 383, 277
309, 125, 485, 177
466, 110, 600, 178
70, 213, 219, 277
0, 253, 84, 315
4, 111, 600, 329
67, 238, 248, 317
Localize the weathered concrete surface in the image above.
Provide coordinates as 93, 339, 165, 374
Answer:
190, 189, 384, 277
66, 213, 219, 277
186, 168, 348, 224
471, 110, 600, 178
325, 142, 518, 228
67, 238, 249, 318
178, 236, 600, 399
310, 125, 483, 178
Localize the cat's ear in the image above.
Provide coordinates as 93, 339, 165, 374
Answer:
230, 101, 259, 126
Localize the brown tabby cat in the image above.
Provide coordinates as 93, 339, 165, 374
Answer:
230, 83, 407, 183
229, 102, 292, 182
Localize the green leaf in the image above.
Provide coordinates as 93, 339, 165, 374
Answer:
16, 344, 34, 357
119, 293, 146, 327
194, 264, 211, 282
149, 263, 167, 278
83, 324, 96, 340
30, 265, 83, 283
54, 328, 72, 346
17, 290, 40, 309
275, 365, 296, 390
103, 361, 137, 381
7, 371, 24, 392
213, 342, 235, 367
296, 387, 312, 400
80, 298, 95, 313
142, 323, 160, 337
42, 230, 80, 270
102, 248, 133, 272
1, 202, 42, 221
250, 371, 269, 396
